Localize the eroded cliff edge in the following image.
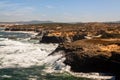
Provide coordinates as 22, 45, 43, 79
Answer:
63, 39, 120, 73
49, 38, 120, 79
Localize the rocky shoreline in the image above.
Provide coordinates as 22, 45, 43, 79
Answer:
1, 23, 120, 80
48, 39, 120, 80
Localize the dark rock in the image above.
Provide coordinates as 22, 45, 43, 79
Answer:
50, 39, 120, 79
40, 36, 64, 43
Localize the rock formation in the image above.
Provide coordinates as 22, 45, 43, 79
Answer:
2, 22, 120, 79
61, 39, 120, 79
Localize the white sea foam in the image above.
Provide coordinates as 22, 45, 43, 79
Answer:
0, 39, 61, 68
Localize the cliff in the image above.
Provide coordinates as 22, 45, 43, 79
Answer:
61, 39, 120, 79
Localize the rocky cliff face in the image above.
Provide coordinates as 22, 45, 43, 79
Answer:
49, 39, 120, 79
39, 31, 86, 43
60, 39, 120, 79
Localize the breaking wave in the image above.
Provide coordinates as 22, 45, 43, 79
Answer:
0, 39, 67, 70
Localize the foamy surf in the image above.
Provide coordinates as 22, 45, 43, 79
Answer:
0, 39, 62, 68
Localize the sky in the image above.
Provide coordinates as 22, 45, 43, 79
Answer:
0, 0, 120, 22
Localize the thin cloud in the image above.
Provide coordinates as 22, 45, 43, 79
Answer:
0, 1, 21, 9
45, 5, 55, 9
0, 1, 37, 21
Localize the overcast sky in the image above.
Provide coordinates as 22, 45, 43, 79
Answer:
0, 0, 120, 22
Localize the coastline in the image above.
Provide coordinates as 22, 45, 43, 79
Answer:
0, 31, 116, 80
0, 28, 118, 80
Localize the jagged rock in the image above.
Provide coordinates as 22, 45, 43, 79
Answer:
49, 39, 120, 79
40, 36, 64, 43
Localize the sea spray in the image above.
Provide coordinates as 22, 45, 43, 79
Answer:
0, 39, 53, 67
0, 38, 68, 71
